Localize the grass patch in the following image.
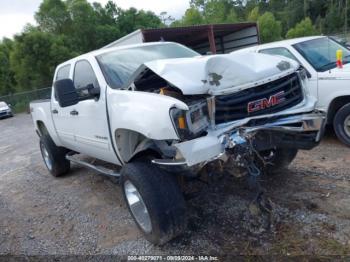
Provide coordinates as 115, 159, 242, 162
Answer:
269, 222, 350, 256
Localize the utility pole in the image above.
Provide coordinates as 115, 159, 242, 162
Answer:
304, 0, 307, 18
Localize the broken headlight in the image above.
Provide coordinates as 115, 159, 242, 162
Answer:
170, 101, 209, 140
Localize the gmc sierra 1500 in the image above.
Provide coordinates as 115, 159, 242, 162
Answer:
30, 42, 326, 245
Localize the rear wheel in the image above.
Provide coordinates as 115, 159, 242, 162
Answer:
334, 103, 350, 147
39, 134, 70, 177
259, 148, 298, 175
121, 162, 187, 245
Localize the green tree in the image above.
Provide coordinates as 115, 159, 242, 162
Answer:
0, 38, 16, 95
175, 0, 239, 26
35, 0, 71, 34
10, 31, 76, 91
286, 17, 319, 39
258, 12, 282, 43
203, 0, 238, 23
175, 7, 204, 26
324, 3, 345, 34
247, 6, 259, 21
117, 8, 162, 35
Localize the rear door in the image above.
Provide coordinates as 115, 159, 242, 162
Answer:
51, 64, 79, 150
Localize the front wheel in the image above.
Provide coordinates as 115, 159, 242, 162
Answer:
121, 162, 187, 245
334, 103, 350, 147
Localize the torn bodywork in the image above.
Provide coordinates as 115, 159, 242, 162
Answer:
125, 52, 326, 182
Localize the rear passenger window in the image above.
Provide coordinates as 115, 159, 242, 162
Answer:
56, 64, 71, 80
73, 60, 99, 90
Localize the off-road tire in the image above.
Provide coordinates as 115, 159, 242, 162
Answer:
262, 148, 298, 175
334, 103, 350, 147
39, 134, 70, 177
121, 162, 187, 245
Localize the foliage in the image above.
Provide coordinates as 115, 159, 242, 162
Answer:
173, 7, 204, 26
0, 38, 16, 95
258, 12, 282, 43
286, 17, 319, 39
9, 31, 76, 91
247, 6, 259, 22
0, 0, 162, 96
173, 0, 238, 26
35, 0, 71, 34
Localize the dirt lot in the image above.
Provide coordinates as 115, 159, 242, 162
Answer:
1, 114, 350, 257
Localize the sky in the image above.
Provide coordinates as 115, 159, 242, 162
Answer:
0, 0, 189, 39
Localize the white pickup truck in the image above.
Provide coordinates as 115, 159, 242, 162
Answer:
237, 36, 350, 146
30, 42, 325, 244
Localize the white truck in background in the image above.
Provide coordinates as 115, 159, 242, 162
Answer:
237, 36, 350, 146
30, 42, 325, 245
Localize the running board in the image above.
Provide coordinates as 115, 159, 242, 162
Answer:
66, 154, 120, 178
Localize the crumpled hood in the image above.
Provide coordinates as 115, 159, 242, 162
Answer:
143, 52, 299, 95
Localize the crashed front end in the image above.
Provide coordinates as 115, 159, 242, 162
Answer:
148, 56, 326, 172
155, 102, 325, 172
161, 72, 325, 169
132, 52, 326, 172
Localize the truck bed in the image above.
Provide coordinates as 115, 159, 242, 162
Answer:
30, 99, 51, 104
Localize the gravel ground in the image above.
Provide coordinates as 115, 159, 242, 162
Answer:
0, 114, 350, 257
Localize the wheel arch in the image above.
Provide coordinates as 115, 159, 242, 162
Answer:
115, 128, 162, 163
327, 96, 350, 124
36, 120, 48, 136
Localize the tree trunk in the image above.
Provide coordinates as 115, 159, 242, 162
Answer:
346, 0, 348, 38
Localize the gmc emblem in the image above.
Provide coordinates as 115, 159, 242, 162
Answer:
247, 91, 286, 114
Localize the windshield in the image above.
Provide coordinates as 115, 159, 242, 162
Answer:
96, 43, 199, 88
293, 37, 350, 72
0, 102, 7, 107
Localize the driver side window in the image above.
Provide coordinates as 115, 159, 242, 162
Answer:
73, 60, 100, 98
74, 60, 99, 89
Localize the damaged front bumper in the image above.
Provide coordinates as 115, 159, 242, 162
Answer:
153, 110, 326, 167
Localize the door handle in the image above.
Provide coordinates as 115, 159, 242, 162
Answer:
70, 110, 79, 116
52, 109, 58, 114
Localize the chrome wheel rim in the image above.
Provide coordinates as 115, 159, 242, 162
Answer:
40, 143, 52, 171
345, 115, 350, 138
124, 180, 152, 233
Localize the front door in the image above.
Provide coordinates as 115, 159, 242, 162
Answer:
70, 59, 118, 164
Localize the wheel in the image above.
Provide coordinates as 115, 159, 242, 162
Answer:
39, 134, 70, 177
260, 148, 298, 175
334, 103, 350, 147
121, 162, 187, 245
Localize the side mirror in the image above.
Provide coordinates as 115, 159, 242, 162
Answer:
54, 79, 79, 107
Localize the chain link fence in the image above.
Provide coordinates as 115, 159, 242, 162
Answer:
0, 87, 51, 113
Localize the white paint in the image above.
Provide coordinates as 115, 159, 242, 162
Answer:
143, 52, 298, 95
236, 36, 350, 117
